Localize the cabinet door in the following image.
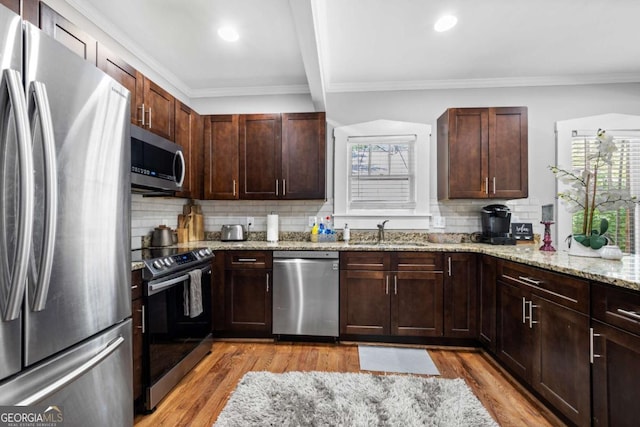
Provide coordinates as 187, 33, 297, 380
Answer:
239, 114, 281, 199
142, 77, 175, 141
496, 280, 532, 381
203, 115, 239, 200
131, 298, 143, 401
479, 255, 497, 352
97, 45, 144, 125
0, 0, 19, 14
281, 113, 326, 199
340, 270, 389, 335
391, 271, 443, 337
439, 108, 489, 199
224, 269, 272, 335
443, 253, 478, 338
530, 294, 590, 427
488, 107, 528, 199
592, 320, 640, 427
39, 3, 97, 64
175, 101, 203, 199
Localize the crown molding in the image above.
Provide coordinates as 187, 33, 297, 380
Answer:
326, 73, 640, 93
189, 84, 310, 98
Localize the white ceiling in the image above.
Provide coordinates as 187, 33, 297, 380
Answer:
68, 0, 640, 106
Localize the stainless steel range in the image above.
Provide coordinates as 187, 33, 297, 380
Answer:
133, 247, 214, 411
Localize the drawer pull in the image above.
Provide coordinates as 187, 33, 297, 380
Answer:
617, 308, 640, 321
518, 276, 543, 286
131, 285, 138, 290
238, 258, 257, 262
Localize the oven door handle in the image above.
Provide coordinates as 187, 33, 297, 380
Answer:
148, 266, 211, 296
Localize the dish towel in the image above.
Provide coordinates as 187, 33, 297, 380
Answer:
183, 268, 203, 318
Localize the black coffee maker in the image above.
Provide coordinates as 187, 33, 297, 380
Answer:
481, 204, 516, 245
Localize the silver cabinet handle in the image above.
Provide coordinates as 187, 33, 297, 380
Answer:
283, 179, 286, 196
493, 177, 496, 194
2, 69, 34, 322
266, 273, 270, 293
238, 258, 257, 262
141, 305, 146, 333
138, 103, 145, 126
590, 328, 602, 363
522, 297, 527, 323
617, 308, 640, 321
28, 80, 57, 313
275, 180, 279, 196
147, 107, 152, 129
394, 275, 397, 295
385, 275, 389, 295
232, 179, 236, 196
131, 285, 138, 290
447, 256, 452, 277
17, 335, 125, 405
484, 177, 489, 194
528, 301, 538, 328
518, 276, 543, 286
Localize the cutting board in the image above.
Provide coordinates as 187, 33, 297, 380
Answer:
182, 213, 204, 241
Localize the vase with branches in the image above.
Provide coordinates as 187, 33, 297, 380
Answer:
550, 128, 638, 250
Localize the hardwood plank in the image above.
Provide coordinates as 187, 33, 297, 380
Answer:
134, 341, 564, 427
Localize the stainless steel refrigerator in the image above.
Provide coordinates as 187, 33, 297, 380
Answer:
0, 5, 132, 425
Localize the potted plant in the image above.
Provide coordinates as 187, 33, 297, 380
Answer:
550, 129, 637, 256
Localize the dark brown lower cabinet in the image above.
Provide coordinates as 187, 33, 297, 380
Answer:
131, 270, 143, 403
339, 252, 443, 338
496, 260, 591, 426
443, 253, 477, 338
479, 255, 497, 351
224, 252, 272, 336
591, 320, 640, 427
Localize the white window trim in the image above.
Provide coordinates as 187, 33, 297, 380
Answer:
555, 113, 640, 250
333, 119, 431, 230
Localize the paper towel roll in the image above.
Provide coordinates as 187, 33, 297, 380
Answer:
267, 214, 279, 242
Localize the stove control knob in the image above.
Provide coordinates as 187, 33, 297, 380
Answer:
164, 257, 173, 266
198, 249, 206, 257
203, 248, 212, 256
152, 260, 164, 269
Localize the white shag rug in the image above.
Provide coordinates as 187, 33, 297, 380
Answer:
214, 371, 497, 426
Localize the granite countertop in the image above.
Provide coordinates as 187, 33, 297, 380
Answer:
132, 240, 640, 293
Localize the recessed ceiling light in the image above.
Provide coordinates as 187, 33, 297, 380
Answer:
218, 26, 239, 42
434, 15, 457, 32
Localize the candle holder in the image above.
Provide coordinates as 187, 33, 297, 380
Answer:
539, 221, 556, 252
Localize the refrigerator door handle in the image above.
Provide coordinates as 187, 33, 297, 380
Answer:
17, 335, 125, 406
1, 69, 34, 322
28, 81, 58, 312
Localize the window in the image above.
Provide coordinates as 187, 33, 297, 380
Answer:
333, 120, 431, 230
555, 113, 640, 254
569, 131, 640, 253
349, 135, 416, 210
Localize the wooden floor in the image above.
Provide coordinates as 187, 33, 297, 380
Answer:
134, 341, 565, 427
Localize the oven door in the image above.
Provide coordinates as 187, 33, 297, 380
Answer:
143, 264, 212, 389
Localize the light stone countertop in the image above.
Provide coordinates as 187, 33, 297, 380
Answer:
132, 240, 640, 293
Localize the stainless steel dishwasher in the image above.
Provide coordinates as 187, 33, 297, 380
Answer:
273, 251, 339, 337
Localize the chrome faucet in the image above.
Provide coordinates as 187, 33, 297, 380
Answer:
377, 220, 389, 243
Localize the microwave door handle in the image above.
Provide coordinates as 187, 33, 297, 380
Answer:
28, 81, 58, 312
1, 69, 34, 322
174, 150, 185, 187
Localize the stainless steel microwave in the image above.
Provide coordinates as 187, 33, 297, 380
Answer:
131, 125, 185, 194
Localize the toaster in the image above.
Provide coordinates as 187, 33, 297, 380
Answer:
221, 224, 248, 241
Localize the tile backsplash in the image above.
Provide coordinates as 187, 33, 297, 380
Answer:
131, 194, 544, 249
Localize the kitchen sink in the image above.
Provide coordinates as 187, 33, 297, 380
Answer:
348, 241, 431, 247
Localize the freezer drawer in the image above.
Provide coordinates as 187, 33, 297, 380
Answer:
273, 252, 339, 337
0, 320, 133, 427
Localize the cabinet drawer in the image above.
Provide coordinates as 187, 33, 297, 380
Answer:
395, 252, 443, 271
131, 269, 142, 300
340, 252, 389, 271
592, 283, 640, 335
497, 260, 588, 314
225, 251, 273, 269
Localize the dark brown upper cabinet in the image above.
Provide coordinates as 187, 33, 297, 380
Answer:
238, 112, 326, 200
40, 2, 97, 65
1, 0, 37, 23
437, 107, 528, 200
97, 45, 144, 126
175, 101, 203, 199
203, 115, 239, 200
